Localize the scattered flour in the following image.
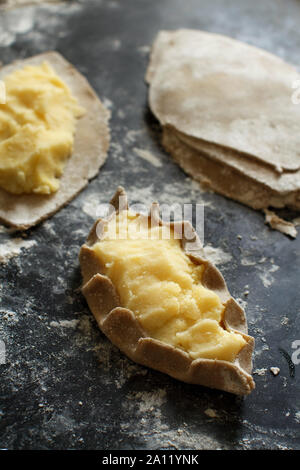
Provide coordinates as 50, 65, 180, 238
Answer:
117, 109, 126, 119
137, 45, 150, 55
0, 238, 36, 263
81, 192, 112, 219
258, 264, 279, 288
241, 252, 279, 288
253, 368, 267, 376
50, 319, 79, 329
1, 0, 58, 7
0, 5, 34, 48
123, 386, 224, 449
241, 257, 256, 267
133, 147, 162, 168
132, 389, 167, 414
124, 129, 145, 145
0, 0, 84, 52
108, 38, 121, 51
202, 245, 232, 265
102, 97, 113, 110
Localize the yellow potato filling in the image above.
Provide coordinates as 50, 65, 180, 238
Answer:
0, 62, 84, 195
93, 211, 246, 362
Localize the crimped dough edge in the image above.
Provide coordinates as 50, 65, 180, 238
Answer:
80, 187, 255, 395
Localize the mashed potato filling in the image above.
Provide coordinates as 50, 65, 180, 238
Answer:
93, 211, 246, 362
0, 62, 84, 195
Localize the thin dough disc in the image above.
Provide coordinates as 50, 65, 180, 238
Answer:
173, 128, 300, 195
146, 29, 300, 173
0, 51, 110, 229
162, 125, 300, 211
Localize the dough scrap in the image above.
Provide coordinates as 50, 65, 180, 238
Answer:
0, 52, 110, 229
264, 209, 297, 238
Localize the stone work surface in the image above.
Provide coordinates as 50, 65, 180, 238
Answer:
0, 0, 299, 450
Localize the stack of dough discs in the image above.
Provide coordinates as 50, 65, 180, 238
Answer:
146, 29, 300, 213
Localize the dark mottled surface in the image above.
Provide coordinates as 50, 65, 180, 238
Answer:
0, 0, 300, 450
